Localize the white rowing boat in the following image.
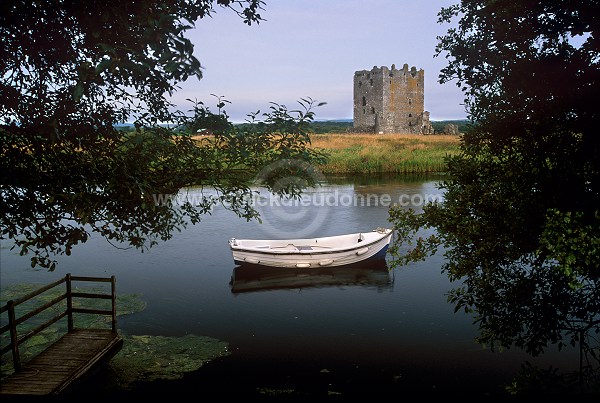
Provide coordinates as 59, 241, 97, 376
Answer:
228, 228, 393, 268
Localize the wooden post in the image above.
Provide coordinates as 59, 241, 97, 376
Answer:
110, 275, 117, 333
66, 273, 73, 332
7, 300, 21, 371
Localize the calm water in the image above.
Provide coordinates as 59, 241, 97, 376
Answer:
0, 174, 578, 397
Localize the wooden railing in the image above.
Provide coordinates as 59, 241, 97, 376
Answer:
0, 273, 117, 371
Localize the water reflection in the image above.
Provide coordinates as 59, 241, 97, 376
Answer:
229, 260, 393, 294
1, 173, 578, 396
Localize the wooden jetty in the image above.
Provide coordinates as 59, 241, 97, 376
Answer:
0, 274, 123, 396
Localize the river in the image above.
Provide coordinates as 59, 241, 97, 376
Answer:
0, 174, 578, 397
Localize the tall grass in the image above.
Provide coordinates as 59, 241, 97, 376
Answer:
310, 133, 461, 174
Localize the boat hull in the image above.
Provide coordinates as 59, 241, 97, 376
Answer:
229, 229, 393, 269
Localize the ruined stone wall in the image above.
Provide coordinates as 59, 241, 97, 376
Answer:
353, 64, 430, 134
353, 67, 382, 132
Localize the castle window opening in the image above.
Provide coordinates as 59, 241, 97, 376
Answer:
362, 96, 366, 106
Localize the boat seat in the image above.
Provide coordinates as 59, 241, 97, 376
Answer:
272, 244, 302, 250
271, 245, 314, 251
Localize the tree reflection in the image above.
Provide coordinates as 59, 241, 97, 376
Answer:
389, 182, 599, 394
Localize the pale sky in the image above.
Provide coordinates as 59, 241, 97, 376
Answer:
174, 0, 467, 122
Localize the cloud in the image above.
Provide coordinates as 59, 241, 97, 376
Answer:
174, 0, 467, 122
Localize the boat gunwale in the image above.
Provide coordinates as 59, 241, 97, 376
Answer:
229, 230, 392, 257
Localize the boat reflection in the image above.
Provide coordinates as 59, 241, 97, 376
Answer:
229, 260, 394, 294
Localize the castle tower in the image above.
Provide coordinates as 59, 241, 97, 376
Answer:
353, 64, 432, 134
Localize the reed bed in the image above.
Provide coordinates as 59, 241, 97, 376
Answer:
310, 133, 461, 174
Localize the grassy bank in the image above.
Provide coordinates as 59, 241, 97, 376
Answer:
311, 133, 461, 174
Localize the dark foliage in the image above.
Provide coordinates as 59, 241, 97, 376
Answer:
389, 0, 599, 392
0, 1, 327, 270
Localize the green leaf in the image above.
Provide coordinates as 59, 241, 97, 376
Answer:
73, 83, 84, 102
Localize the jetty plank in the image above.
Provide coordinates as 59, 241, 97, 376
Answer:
1, 329, 122, 396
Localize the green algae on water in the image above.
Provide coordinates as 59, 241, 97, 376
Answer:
107, 334, 230, 389
1, 282, 230, 389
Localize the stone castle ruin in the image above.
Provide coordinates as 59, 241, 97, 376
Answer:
353, 64, 433, 134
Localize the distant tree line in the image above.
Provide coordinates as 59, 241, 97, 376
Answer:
116, 120, 470, 135
430, 119, 470, 134
230, 120, 470, 135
